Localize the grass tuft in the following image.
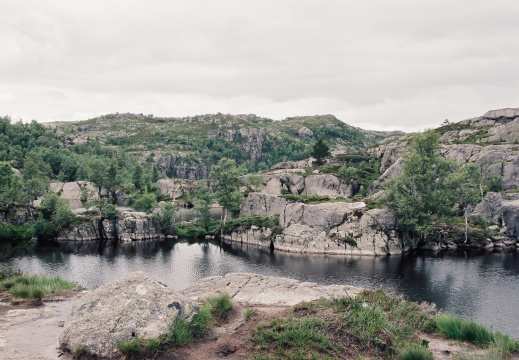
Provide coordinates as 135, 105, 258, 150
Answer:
205, 292, 233, 319
0, 274, 80, 299
244, 307, 255, 320
398, 343, 434, 360
436, 315, 494, 346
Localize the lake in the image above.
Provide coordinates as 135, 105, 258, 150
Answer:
3, 239, 519, 340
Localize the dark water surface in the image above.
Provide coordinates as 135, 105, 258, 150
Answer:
3, 240, 519, 339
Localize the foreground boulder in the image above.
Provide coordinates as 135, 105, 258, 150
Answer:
59, 272, 197, 358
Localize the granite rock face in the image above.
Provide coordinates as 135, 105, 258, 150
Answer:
259, 173, 359, 199
56, 211, 164, 242
367, 108, 519, 193
156, 179, 200, 200
228, 198, 404, 255
47, 181, 98, 209
471, 192, 519, 240
240, 193, 289, 218
59, 272, 197, 359
180, 273, 362, 306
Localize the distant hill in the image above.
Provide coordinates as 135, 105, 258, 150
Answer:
48, 113, 404, 178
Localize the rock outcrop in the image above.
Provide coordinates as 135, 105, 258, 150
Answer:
46, 181, 98, 209
56, 211, 164, 242
156, 179, 201, 201
228, 196, 404, 256
59, 272, 197, 358
180, 273, 362, 306
259, 173, 359, 199
471, 192, 519, 239
367, 108, 519, 193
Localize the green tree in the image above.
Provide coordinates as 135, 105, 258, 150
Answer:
155, 202, 177, 235
192, 185, 216, 231
338, 166, 358, 182
210, 158, 244, 236
133, 165, 143, 190
132, 192, 157, 213
383, 130, 455, 243
311, 138, 331, 166
38, 193, 74, 231
0, 164, 22, 210
446, 164, 483, 244
87, 158, 108, 192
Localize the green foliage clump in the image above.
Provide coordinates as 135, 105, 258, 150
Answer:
205, 292, 234, 319
398, 343, 433, 360
131, 192, 158, 213
250, 317, 333, 358
311, 138, 331, 166
155, 202, 177, 235
0, 265, 23, 280
280, 194, 332, 204
436, 315, 496, 346
0, 274, 79, 299
244, 307, 255, 320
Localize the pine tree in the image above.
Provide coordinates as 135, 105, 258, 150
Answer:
311, 138, 331, 166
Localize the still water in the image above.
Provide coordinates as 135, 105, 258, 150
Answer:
4, 239, 519, 339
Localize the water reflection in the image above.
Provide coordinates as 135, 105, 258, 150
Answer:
3, 240, 519, 339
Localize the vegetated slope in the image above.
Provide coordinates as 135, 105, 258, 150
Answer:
47, 113, 404, 178
368, 107, 519, 193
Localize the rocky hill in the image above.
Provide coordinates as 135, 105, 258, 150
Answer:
46, 113, 404, 179
367, 107, 519, 193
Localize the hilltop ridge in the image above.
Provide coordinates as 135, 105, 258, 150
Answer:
47, 112, 404, 178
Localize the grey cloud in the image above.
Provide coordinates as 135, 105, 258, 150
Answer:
1, 0, 518, 131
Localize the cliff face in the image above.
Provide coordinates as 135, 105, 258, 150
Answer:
56, 211, 164, 242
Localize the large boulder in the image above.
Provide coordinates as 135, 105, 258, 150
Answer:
471, 192, 519, 239
240, 193, 288, 217
59, 272, 197, 358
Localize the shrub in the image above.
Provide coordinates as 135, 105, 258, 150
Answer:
0, 265, 22, 280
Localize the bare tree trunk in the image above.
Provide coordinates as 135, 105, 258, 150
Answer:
219, 207, 226, 242
465, 207, 469, 244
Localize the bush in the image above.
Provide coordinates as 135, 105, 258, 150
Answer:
103, 204, 119, 219
0, 265, 22, 280
132, 192, 158, 213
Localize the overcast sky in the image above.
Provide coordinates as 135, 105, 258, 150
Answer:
1, 1, 518, 132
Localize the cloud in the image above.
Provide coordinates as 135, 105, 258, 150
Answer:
1, 0, 518, 131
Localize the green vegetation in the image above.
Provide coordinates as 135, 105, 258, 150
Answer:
0, 273, 80, 299
248, 289, 518, 360
383, 130, 499, 244
244, 307, 256, 320
210, 158, 245, 235
116, 292, 233, 358
398, 343, 433, 360
311, 138, 331, 166
281, 194, 334, 204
